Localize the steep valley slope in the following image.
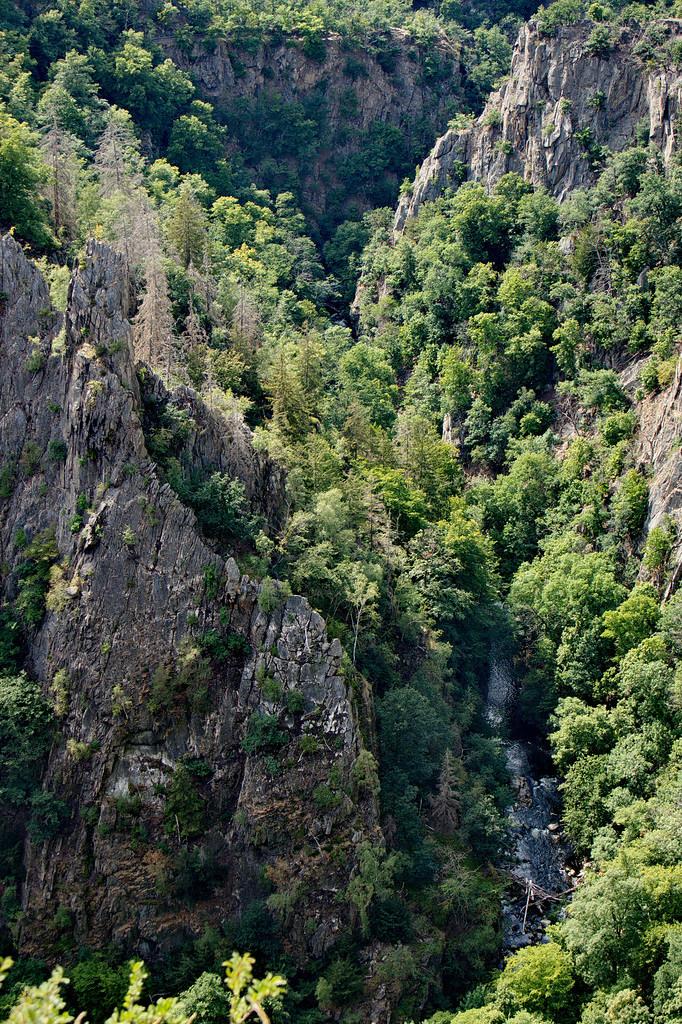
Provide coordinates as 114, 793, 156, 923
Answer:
0, 234, 381, 971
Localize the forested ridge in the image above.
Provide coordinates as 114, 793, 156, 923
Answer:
5, 0, 682, 1021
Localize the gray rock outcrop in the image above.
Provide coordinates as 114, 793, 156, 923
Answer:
0, 234, 380, 961
395, 18, 682, 232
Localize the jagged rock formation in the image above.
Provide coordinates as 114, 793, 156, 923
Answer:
395, 17, 682, 231
162, 28, 461, 215
0, 235, 380, 962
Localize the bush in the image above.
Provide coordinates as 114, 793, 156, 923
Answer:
241, 713, 287, 754
584, 25, 612, 57
25, 350, 46, 373
48, 439, 67, 462
27, 790, 69, 842
0, 607, 22, 674
350, 750, 380, 796
234, 901, 282, 962
316, 958, 365, 1009
198, 629, 249, 661
15, 528, 58, 627
177, 972, 231, 1024
69, 951, 131, 1024
369, 896, 412, 943
163, 764, 206, 840
257, 577, 278, 614
312, 784, 342, 810
611, 470, 649, 540
299, 734, 319, 754
174, 849, 221, 899
172, 471, 257, 547
261, 676, 282, 702
285, 690, 304, 714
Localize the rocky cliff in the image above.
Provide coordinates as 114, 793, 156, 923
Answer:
162, 28, 461, 219
395, 17, 682, 231
0, 234, 381, 965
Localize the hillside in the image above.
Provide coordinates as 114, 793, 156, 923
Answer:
6, 1, 682, 1023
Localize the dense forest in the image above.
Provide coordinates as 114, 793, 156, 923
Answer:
5, 0, 682, 1021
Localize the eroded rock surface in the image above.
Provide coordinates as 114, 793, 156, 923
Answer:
0, 235, 380, 962
396, 18, 682, 231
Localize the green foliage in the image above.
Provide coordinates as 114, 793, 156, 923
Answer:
315, 958, 365, 1010
241, 713, 287, 754
27, 790, 69, 843
15, 528, 59, 627
68, 952, 132, 1024
611, 470, 649, 540
48, 439, 67, 462
0, 673, 55, 807
171, 471, 258, 548
0, 957, 217, 1024
163, 764, 206, 840
284, 690, 304, 714
311, 783, 342, 810
496, 943, 574, 1018
197, 629, 250, 661
0, 113, 53, 247
257, 577, 278, 614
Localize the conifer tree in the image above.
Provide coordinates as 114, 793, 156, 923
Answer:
429, 749, 462, 834
39, 118, 80, 240
168, 186, 207, 268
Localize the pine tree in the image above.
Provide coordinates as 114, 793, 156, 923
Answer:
39, 117, 81, 240
429, 749, 462, 835
94, 110, 143, 293
232, 280, 260, 345
168, 186, 207, 268
133, 255, 175, 381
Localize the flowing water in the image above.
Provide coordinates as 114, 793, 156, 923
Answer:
487, 647, 574, 952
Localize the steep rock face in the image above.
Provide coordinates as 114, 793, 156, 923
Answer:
140, 374, 287, 533
162, 29, 461, 212
395, 18, 682, 231
0, 235, 380, 962
620, 357, 682, 592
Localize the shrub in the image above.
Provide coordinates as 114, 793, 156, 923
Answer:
262, 677, 282, 702
67, 739, 93, 761
174, 849, 221, 899
369, 897, 413, 943
585, 25, 612, 57
51, 669, 69, 717
19, 440, 43, 475
26, 349, 46, 373
242, 713, 287, 754
312, 784, 342, 810
48, 439, 67, 462
611, 470, 649, 540
351, 750, 380, 796
0, 607, 22, 674
316, 958, 365, 1009
600, 412, 636, 445
482, 109, 502, 128
163, 764, 206, 840
68, 951, 131, 1024
15, 528, 58, 626
27, 790, 69, 842
299, 734, 320, 754
285, 690, 304, 714
45, 564, 70, 613
257, 577, 278, 614
198, 629, 249, 661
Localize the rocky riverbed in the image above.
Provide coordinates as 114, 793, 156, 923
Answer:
487, 651, 575, 953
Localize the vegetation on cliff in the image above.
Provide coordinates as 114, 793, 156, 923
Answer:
5, 0, 682, 1022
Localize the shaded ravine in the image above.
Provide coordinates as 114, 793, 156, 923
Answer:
487, 648, 574, 953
